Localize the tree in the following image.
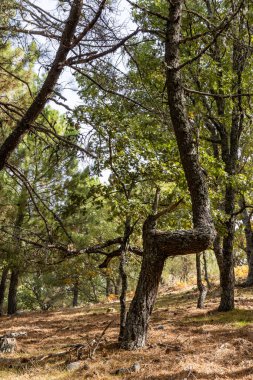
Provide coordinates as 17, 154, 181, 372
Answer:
185, 0, 253, 310
120, 0, 215, 350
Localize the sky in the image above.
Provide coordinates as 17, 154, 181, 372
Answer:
34, 0, 134, 112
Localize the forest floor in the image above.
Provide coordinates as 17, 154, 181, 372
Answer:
0, 285, 253, 379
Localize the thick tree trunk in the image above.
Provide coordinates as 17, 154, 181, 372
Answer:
118, 217, 131, 342
72, 280, 79, 307
121, 237, 166, 349
0, 267, 9, 315
219, 223, 235, 310
7, 269, 19, 315
121, 0, 214, 350
240, 197, 253, 286
214, 229, 235, 311
196, 253, 207, 308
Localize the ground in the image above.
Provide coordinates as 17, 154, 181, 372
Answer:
0, 286, 253, 379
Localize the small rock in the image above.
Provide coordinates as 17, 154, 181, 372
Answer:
66, 361, 83, 371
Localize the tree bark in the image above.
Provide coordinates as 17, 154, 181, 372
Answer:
121, 224, 166, 349
196, 253, 207, 308
106, 276, 114, 296
218, 184, 235, 311
7, 269, 19, 315
121, 0, 214, 350
72, 280, 79, 307
0, 267, 9, 316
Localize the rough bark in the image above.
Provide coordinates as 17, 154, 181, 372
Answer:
121, 220, 166, 349
7, 269, 19, 315
121, 1, 214, 350
218, 183, 235, 311
196, 253, 207, 308
239, 197, 253, 286
0, 267, 9, 316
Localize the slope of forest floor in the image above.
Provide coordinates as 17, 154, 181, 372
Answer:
0, 285, 253, 379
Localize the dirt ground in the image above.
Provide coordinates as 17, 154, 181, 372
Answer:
0, 286, 253, 379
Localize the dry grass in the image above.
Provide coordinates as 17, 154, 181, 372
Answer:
0, 286, 253, 379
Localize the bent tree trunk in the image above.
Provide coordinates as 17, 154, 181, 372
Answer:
0, 267, 9, 315
121, 0, 214, 350
122, 239, 166, 349
196, 253, 207, 309
7, 269, 19, 315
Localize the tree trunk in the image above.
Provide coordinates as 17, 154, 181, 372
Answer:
218, 185, 235, 311
121, 0, 214, 350
72, 280, 79, 307
106, 277, 114, 296
203, 252, 211, 288
196, 253, 207, 308
7, 269, 19, 315
118, 217, 131, 342
240, 197, 253, 286
0, 267, 9, 316
7, 184, 27, 315
121, 240, 166, 349
114, 276, 121, 295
